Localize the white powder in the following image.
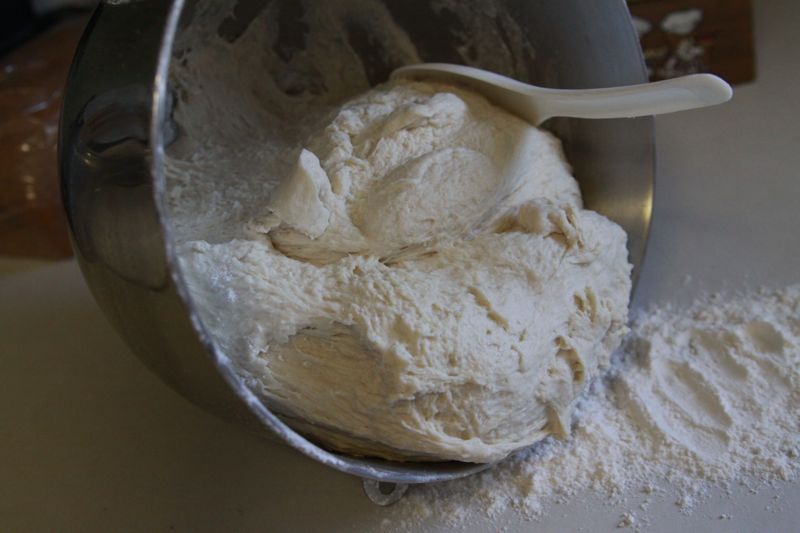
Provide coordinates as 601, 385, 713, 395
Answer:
166, 0, 540, 246
382, 285, 799, 528
617, 511, 636, 528
164, 2, 798, 524
179, 81, 631, 464
168, 1, 630, 464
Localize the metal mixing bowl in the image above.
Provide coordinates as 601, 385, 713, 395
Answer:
60, 0, 652, 502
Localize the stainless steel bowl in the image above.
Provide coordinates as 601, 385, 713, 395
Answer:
60, 0, 652, 500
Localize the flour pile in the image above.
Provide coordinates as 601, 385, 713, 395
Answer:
166, 0, 634, 464
177, 80, 631, 463
383, 285, 799, 527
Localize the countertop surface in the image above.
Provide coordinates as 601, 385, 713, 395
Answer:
2, 1, 798, 531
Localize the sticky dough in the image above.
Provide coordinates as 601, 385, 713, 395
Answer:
179, 81, 631, 462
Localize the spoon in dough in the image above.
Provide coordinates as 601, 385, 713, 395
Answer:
391, 63, 732, 125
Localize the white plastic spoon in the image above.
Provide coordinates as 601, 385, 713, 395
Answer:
391, 63, 732, 125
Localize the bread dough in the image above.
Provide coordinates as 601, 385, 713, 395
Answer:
178, 81, 631, 463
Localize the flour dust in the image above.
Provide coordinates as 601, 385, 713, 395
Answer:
382, 285, 800, 529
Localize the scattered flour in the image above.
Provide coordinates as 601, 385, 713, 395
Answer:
381, 285, 799, 528
162, 1, 798, 526
617, 511, 636, 528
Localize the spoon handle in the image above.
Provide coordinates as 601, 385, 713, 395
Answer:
535, 74, 732, 122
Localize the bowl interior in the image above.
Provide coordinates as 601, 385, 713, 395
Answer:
158, 0, 653, 482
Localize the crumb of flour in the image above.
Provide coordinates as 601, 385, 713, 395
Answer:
617, 511, 636, 528
381, 285, 800, 530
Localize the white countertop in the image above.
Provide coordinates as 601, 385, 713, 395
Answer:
2, 1, 798, 531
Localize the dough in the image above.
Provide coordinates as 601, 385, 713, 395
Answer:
179, 81, 631, 463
